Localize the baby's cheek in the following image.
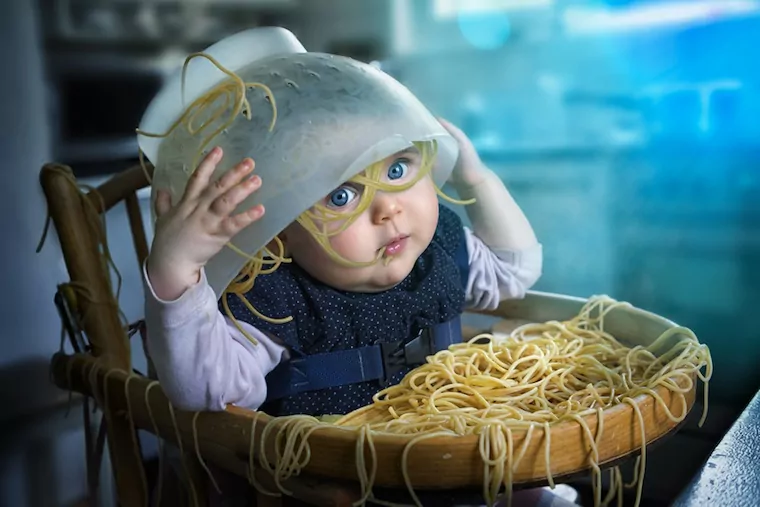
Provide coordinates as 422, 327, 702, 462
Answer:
329, 232, 364, 261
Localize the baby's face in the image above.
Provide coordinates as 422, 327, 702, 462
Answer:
281, 147, 439, 292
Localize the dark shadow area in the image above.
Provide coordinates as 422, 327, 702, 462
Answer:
0, 358, 69, 427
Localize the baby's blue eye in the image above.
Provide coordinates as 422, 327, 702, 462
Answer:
327, 186, 357, 208
387, 160, 409, 181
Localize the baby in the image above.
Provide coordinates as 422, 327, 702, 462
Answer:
138, 26, 544, 506
143, 118, 542, 418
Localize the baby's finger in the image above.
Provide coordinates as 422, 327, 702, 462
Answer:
438, 117, 478, 156
184, 147, 223, 202
438, 117, 467, 140
209, 174, 262, 217
154, 190, 173, 218
221, 204, 265, 237
202, 158, 255, 204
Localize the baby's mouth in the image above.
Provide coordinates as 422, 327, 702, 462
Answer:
383, 235, 409, 255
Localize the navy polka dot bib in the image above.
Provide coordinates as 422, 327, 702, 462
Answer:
222, 205, 467, 416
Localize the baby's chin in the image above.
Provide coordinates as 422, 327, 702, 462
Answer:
358, 259, 416, 292
327, 258, 415, 293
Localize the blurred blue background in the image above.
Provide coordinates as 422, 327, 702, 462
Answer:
2, 0, 758, 505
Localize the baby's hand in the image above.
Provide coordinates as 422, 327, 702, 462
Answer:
439, 118, 489, 188
147, 146, 264, 301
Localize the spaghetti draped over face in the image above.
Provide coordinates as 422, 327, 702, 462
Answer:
137, 27, 459, 298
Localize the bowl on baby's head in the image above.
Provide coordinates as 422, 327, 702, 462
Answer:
137, 26, 459, 299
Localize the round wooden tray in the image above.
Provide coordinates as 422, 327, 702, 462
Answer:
253, 291, 699, 490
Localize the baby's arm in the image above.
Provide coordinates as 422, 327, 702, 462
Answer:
457, 171, 543, 310
462, 225, 542, 309
440, 119, 542, 309
143, 264, 287, 412
143, 147, 287, 411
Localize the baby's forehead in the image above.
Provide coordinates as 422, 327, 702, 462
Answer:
369, 145, 421, 168
346, 146, 420, 181
389, 146, 421, 159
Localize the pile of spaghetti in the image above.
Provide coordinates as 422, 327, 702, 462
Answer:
254, 296, 712, 507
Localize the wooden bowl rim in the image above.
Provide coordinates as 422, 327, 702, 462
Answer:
251, 379, 693, 443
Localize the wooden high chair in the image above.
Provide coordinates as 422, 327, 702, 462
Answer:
39, 160, 697, 507
39, 162, 367, 507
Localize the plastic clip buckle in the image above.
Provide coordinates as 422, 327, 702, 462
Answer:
379, 328, 433, 387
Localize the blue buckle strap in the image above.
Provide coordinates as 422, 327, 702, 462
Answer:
264, 232, 470, 402
264, 316, 463, 402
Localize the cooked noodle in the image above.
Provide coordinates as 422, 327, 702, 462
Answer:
242, 296, 712, 507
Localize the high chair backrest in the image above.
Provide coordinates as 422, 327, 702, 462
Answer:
40, 161, 154, 506
40, 162, 153, 360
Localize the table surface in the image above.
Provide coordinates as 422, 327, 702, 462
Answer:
672, 389, 760, 507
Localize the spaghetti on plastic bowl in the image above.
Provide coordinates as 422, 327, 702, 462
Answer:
239, 294, 711, 507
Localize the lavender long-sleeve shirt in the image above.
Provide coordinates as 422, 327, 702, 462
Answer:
144, 228, 542, 412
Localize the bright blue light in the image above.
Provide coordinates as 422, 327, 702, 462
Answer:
457, 12, 512, 50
